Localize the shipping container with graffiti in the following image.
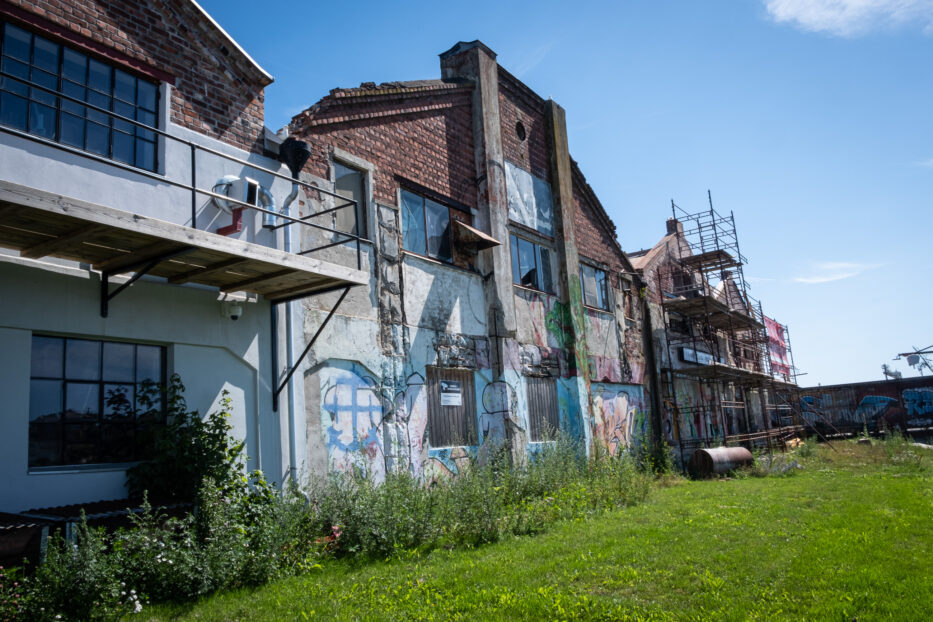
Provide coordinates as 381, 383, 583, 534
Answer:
800, 376, 933, 433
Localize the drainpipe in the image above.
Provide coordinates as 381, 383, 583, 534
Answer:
277, 137, 313, 483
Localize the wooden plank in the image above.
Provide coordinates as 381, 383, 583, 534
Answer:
167, 257, 250, 284
94, 240, 190, 274
221, 269, 294, 292
263, 278, 342, 301
20, 224, 109, 259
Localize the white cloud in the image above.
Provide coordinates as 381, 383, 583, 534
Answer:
793, 261, 883, 283
511, 42, 555, 78
916, 157, 933, 168
765, 0, 933, 37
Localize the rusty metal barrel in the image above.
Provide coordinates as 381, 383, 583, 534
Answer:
688, 446, 754, 478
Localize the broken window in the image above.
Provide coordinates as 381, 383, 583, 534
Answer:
401, 189, 453, 262
526, 376, 559, 441
426, 366, 476, 447
580, 263, 610, 310
509, 233, 554, 293
334, 160, 367, 238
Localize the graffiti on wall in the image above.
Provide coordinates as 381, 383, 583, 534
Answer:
592, 384, 648, 455
665, 380, 719, 440
800, 380, 933, 431
320, 361, 386, 481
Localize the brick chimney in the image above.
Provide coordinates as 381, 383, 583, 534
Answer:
666, 218, 683, 235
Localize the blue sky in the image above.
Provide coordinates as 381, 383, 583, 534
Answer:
198, 0, 932, 386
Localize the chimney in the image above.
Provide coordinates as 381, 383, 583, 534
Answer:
666, 218, 683, 235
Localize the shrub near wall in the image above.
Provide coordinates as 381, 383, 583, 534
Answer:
4, 382, 653, 621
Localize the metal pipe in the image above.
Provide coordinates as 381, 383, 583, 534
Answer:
283, 182, 299, 484
688, 446, 753, 478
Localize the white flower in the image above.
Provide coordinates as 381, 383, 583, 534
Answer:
134, 601, 143, 613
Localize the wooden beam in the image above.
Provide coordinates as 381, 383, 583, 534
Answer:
94, 241, 189, 274
264, 278, 344, 301
221, 269, 295, 292
20, 223, 108, 259
167, 257, 250, 284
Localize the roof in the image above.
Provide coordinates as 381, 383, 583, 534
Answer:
189, 0, 273, 85
629, 233, 678, 271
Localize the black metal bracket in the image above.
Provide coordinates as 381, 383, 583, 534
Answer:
272, 286, 352, 411
99, 247, 195, 317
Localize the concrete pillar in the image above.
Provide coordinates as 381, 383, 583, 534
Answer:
440, 42, 521, 462
545, 100, 593, 453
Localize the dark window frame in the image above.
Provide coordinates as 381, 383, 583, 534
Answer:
0, 20, 160, 172
580, 263, 611, 311
333, 159, 368, 239
509, 233, 555, 293
28, 335, 167, 469
401, 187, 465, 263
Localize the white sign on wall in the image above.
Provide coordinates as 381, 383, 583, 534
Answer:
440, 380, 463, 406
505, 161, 554, 237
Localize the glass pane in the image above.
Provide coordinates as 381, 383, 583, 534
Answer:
31, 336, 63, 377
136, 109, 155, 139
596, 269, 609, 309
581, 265, 598, 307
61, 80, 85, 115
136, 345, 162, 383
86, 121, 108, 156
2, 24, 31, 62
518, 237, 537, 289
136, 380, 162, 422
401, 190, 425, 254
60, 112, 85, 147
65, 383, 99, 421
63, 423, 98, 464
30, 379, 62, 422
103, 384, 134, 420
424, 198, 451, 261
539, 246, 553, 293
335, 162, 364, 236
29, 422, 62, 467
137, 80, 156, 111
87, 58, 111, 93
112, 129, 133, 164
0, 91, 27, 130
113, 69, 135, 103
86, 90, 110, 124
100, 424, 134, 462
135, 138, 155, 171
62, 48, 87, 83
112, 100, 134, 133
32, 36, 59, 73
28, 102, 55, 138
29, 68, 57, 106
509, 235, 520, 285
1, 57, 29, 96
102, 342, 134, 381
65, 339, 100, 380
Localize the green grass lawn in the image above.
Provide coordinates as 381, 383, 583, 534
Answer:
148, 439, 933, 621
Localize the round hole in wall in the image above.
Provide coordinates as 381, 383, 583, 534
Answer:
515, 120, 527, 142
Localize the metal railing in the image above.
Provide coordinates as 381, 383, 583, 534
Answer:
0, 68, 362, 270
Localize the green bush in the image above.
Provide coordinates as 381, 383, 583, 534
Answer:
0, 565, 25, 622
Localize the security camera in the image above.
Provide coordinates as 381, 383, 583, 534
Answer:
222, 301, 244, 321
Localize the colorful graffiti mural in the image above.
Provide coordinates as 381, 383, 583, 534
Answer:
591, 384, 648, 455
800, 378, 933, 432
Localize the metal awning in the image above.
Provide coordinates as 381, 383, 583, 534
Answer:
453, 220, 501, 251
681, 249, 739, 271
0, 180, 368, 309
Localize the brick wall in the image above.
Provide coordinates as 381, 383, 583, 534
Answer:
498, 70, 550, 182
2, 0, 268, 151
573, 186, 625, 273
291, 87, 476, 209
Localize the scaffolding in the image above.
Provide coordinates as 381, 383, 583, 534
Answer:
656, 192, 802, 463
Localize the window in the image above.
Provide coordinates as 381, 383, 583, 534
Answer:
580, 263, 610, 310
334, 161, 367, 238
0, 22, 159, 171
510, 234, 554, 293
29, 336, 166, 468
401, 189, 453, 262
526, 376, 559, 442
426, 367, 476, 447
